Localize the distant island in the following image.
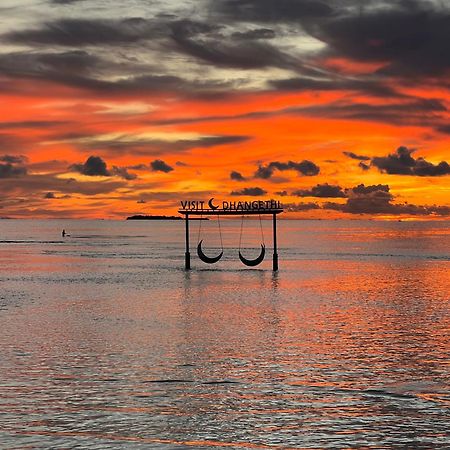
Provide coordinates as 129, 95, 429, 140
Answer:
126, 215, 208, 220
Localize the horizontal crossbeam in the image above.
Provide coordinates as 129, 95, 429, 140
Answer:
179, 209, 283, 216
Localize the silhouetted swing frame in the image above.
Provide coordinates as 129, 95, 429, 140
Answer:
178, 207, 283, 271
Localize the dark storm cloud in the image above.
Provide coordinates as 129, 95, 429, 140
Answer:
269, 77, 403, 98
0, 51, 235, 98
371, 146, 450, 176
70, 155, 137, 179
169, 19, 297, 70
335, 183, 394, 215
213, 0, 450, 81
351, 184, 391, 195
2, 3, 446, 106
0, 14, 305, 94
230, 171, 246, 181
169, 19, 219, 38
312, 2, 450, 78
0, 163, 27, 178
217, 0, 334, 22
152, 96, 447, 129
0, 154, 28, 179
0, 154, 28, 164
150, 159, 173, 173
0, 51, 99, 78
292, 183, 347, 198
320, 182, 448, 216
3, 14, 295, 80
70, 155, 110, 176
232, 28, 276, 40
230, 187, 267, 196
343, 151, 370, 161
2, 0, 449, 105
295, 98, 447, 126
0, 50, 104, 92
324, 183, 394, 215
255, 160, 320, 179
88, 74, 233, 98
72, 134, 251, 155
5, 18, 161, 46
164, 134, 251, 150
436, 124, 450, 135
284, 181, 449, 216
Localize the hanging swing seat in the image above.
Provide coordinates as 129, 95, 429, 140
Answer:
197, 239, 223, 264
239, 244, 265, 267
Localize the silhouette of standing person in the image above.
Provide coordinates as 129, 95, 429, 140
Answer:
62, 229, 66, 238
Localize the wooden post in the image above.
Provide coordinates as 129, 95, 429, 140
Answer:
273, 213, 278, 271
185, 213, 191, 270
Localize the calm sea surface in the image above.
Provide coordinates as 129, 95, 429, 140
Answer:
0, 219, 449, 449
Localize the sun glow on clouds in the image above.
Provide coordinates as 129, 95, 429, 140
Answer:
0, 0, 449, 219
52, 131, 212, 145
94, 102, 155, 115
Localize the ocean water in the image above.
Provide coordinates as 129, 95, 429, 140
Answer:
0, 219, 449, 449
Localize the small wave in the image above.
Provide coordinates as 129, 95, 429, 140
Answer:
70, 235, 146, 239
316, 385, 440, 402
363, 388, 417, 399
0, 240, 63, 244
301, 385, 419, 400
291, 250, 450, 261
143, 379, 193, 383
142, 379, 241, 385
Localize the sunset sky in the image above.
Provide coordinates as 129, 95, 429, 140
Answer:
0, 0, 449, 219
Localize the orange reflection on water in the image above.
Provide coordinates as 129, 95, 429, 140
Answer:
1, 220, 449, 448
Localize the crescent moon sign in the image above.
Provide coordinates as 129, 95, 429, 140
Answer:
197, 240, 223, 264
239, 244, 265, 267
208, 198, 219, 210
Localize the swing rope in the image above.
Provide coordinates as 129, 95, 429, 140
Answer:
217, 214, 224, 250
197, 211, 203, 244
238, 213, 245, 250
238, 212, 266, 267
197, 211, 224, 250
239, 213, 265, 249
258, 213, 265, 246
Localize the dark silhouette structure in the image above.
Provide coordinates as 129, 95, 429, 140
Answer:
179, 203, 283, 270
